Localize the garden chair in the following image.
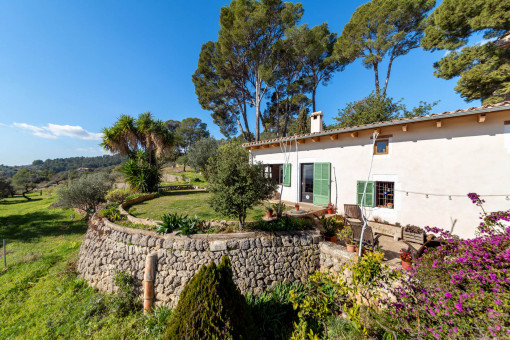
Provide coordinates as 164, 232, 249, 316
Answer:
352, 224, 382, 251
402, 239, 444, 262
344, 204, 363, 228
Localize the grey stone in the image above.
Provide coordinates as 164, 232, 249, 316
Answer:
210, 241, 227, 252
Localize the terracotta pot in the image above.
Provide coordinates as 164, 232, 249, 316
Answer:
327, 209, 334, 214
325, 235, 338, 243
401, 260, 412, 270
346, 243, 356, 252
265, 210, 273, 218
295, 204, 300, 211
355, 246, 366, 256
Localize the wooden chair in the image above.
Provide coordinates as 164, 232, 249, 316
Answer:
402, 239, 444, 262
352, 225, 383, 251
344, 204, 363, 228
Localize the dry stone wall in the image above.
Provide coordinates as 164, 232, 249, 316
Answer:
77, 215, 323, 306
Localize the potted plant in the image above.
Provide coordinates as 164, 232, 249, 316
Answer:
337, 225, 356, 252
265, 204, 273, 218
294, 203, 300, 211
318, 215, 338, 243
387, 202, 394, 209
327, 203, 335, 214
400, 248, 413, 270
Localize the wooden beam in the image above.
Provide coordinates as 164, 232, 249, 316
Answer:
402, 124, 408, 132
252, 145, 260, 150
330, 134, 338, 140
312, 136, 320, 142
272, 143, 279, 147
477, 113, 486, 123
297, 138, 306, 144
436, 120, 442, 128
374, 128, 381, 134
262, 144, 269, 148
350, 131, 358, 138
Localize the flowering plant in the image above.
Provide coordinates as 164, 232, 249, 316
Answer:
327, 203, 335, 211
399, 249, 412, 262
382, 194, 510, 339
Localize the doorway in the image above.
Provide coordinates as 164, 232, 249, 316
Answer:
300, 163, 313, 203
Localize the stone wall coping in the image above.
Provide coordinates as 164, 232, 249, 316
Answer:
102, 216, 321, 241
319, 242, 356, 260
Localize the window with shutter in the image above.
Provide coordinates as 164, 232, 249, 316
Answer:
313, 163, 330, 206
283, 164, 291, 187
356, 180, 375, 207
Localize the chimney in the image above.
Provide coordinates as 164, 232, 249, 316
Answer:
310, 111, 323, 133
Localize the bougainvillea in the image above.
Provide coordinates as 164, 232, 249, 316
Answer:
384, 194, 510, 339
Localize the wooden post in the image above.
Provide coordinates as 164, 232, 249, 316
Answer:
3, 239, 6, 268
143, 253, 157, 313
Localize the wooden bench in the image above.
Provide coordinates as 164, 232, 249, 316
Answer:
352, 224, 382, 251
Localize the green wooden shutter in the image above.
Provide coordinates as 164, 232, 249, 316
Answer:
283, 164, 291, 187
313, 163, 331, 206
356, 180, 375, 207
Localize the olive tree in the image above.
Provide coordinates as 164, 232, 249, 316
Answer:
206, 142, 276, 228
55, 172, 114, 215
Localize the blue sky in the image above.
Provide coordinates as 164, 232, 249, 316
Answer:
0, 0, 474, 166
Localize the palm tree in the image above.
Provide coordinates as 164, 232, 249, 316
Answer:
101, 112, 174, 166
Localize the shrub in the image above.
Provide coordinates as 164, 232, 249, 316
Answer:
55, 172, 114, 214
251, 216, 313, 232
121, 151, 162, 193
163, 256, 256, 340
188, 137, 224, 173
97, 204, 125, 222
156, 213, 203, 235
207, 142, 277, 228
383, 194, 510, 339
105, 188, 131, 203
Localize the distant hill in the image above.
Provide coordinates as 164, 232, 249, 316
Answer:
0, 154, 126, 178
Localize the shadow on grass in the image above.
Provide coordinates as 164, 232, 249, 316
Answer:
159, 190, 209, 197
0, 198, 43, 205
0, 211, 87, 242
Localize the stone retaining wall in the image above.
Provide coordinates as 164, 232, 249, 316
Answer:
77, 215, 323, 306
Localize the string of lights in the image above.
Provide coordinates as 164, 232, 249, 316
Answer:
394, 189, 510, 200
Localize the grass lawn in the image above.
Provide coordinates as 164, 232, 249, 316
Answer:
0, 191, 169, 339
128, 190, 266, 222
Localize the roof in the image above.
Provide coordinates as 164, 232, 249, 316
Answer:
243, 101, 510, 148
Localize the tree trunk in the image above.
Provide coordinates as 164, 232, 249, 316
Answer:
242, 101, 251, 142
374, 62, 380, 96
382, 52, 396, 97
255, 77, 262, 142
275, 91, 280, 137
312, 86, 317, 112
22, 190, 31, 200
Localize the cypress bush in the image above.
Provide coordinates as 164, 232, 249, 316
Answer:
163, 256, 256, 340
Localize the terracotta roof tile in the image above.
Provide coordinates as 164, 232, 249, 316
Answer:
243, 101, 510, 147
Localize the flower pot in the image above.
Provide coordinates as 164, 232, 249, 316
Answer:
346, 243, 356, 253
327, 209, 334, 214
325, 235, 338, 243
401, 260, 412, 270
294, 204, 300, 211
355, 246, 366, 256
265, 210, 273, 218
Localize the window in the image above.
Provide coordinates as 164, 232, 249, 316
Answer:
374, 139, 389, 155
375, 181, 394, 208
264, 164, 283, 185
356, 180, 394, 208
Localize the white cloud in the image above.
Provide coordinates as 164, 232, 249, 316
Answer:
0, 122, 7, 126
76, 147, 110, 155
13, 122, 103, 140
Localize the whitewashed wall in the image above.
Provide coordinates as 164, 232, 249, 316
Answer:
250, 109, 510, 239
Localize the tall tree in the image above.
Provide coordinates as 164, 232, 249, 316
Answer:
334, 0, 435, 97
12, 169, 43, 200
193, 41, 250, 140
421, 0, 510, 104
295, 104, 309, 135
289, 23, 342, 112
0, 176, 14, 198
334, 92, 437, 128
177, 118, 210, 153
195, 0, 303, 142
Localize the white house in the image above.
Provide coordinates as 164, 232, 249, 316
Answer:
243, 102, 510, 239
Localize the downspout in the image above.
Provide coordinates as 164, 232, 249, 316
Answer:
295, 136, 299, 204
358, 131, 379, 256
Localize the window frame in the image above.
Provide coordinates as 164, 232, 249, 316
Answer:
264, 164, 283, 185
375, 181, 394, 208
374, 139, 389, 155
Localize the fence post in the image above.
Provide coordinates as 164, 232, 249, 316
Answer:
3, 239, 6, 268
143, 253, 157, 313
